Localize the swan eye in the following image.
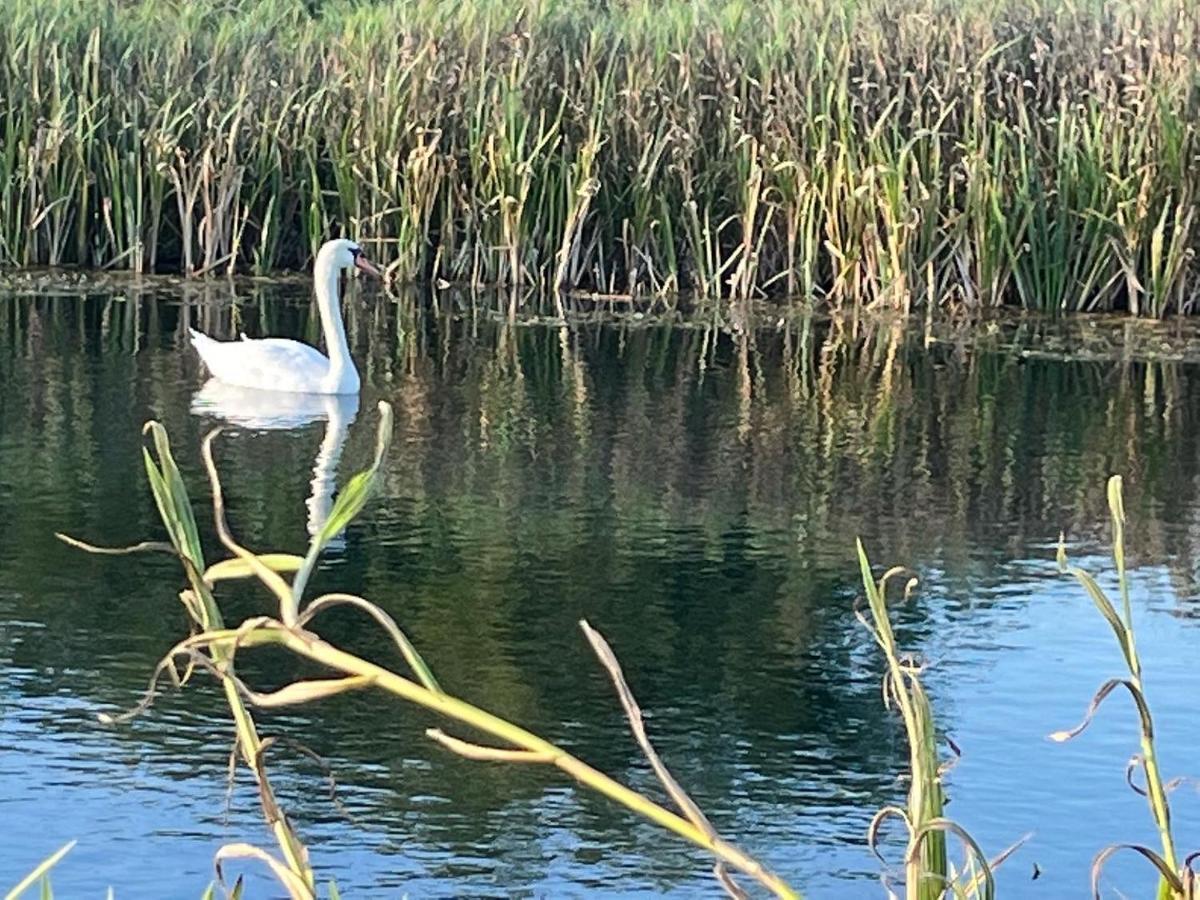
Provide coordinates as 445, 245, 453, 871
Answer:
349, 246, 361, 258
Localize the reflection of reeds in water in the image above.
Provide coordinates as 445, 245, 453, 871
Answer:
1, 0, 1199, 310
23, 304, 1197, 896
7, 292, 1200, 742
12, 286, 1200, 615
8, 286, 1200, 893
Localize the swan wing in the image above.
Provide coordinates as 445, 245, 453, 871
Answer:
190, 330, 332, 393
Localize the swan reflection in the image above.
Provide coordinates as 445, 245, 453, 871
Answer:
189, 379, 360, 546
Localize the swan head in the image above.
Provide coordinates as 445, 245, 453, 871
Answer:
318, 238, 381, 277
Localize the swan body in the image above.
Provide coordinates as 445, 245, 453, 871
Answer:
189, 238, 380, 395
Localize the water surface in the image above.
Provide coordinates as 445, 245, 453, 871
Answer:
2, 282, 1199, 898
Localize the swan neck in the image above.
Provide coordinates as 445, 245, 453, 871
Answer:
315, 254, 353, 375
306, 400, 354, 536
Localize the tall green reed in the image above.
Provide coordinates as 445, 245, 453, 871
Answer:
855, 545, 1023, 899
1, 0, 1198, 310
1054, 476, 1197, 899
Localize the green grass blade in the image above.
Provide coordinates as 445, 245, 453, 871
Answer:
205, 554, 305, 584
4, 841, 76, 900
290, 402, 394, 617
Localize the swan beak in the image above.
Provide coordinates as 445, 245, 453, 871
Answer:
354, 254, 382, 277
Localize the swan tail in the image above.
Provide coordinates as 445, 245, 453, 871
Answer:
188, 328, 223, 375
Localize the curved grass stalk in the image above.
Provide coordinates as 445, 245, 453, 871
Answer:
63, 401, 798, 900
248, 622, 793, 897
856, 542, 1020, 900
1055, 476, 1192, 900
61, 425, 314, 893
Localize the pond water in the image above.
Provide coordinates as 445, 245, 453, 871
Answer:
1, 280, 1199, 898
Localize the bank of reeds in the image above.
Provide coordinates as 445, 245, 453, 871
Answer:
1, 0, 1199, 311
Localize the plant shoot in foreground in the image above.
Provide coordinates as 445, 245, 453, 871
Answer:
60, 402, 796, 899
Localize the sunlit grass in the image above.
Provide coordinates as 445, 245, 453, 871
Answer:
0, 0, 1197, 310
3, 841, 75, 900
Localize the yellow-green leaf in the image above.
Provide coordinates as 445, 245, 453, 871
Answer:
205, 555, 305, 584
4, 840, 76, 900
244, 676, 373, 708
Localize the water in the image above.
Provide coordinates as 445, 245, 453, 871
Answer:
2, 281, 1199, 898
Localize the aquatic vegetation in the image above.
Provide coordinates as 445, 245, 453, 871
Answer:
3, 841, 74, 900
1, 0, 1198, 311
855, 545, 1023, 899
857, 473, 1200, 899
1054, 477, 1198, 900
59, 402, 797, 899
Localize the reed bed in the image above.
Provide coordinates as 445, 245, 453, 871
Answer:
1, 0, 1199, 312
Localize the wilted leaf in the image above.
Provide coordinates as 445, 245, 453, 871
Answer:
908, 818, 1011, 900
1091, 844, 1183, 900
300, 593, 441, 692
213, 843, 313, 900
242, 676, 373, 708
867, 805, 913, 864
1050, 678, 1149, 743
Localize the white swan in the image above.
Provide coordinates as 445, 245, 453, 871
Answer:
190, 379, 360, 543
189, 238, 381, 395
